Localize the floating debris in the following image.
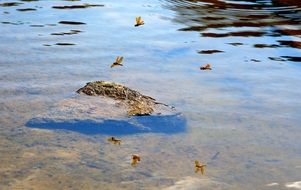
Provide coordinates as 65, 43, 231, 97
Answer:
131, 154, 141, 166
200, 64, 212, 70
111, 56, 123, 68
195, 160, 206, 175
135, 16, 144, 27
52, 4, 104, 9
107, 137, 121, 145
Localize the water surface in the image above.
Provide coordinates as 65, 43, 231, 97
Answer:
0, 0, 301, 189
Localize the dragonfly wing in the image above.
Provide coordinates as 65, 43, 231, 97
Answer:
201, 165, 206, 175
118, 57, 123, 64
116, 57, 121, 63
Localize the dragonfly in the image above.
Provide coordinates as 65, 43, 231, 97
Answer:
135, 16, 144, 27
200, 64, 212, 70
107, 137, 121, 145
195, 160, 206, 175
111, 56, 124, 68
131, 154, 141, 166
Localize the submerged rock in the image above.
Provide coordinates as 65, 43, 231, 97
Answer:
77, 81, 168, 116
26, 86, 186, 135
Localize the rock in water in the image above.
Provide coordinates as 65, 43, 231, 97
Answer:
26, 82, 185, 135
77, 81, 160, 116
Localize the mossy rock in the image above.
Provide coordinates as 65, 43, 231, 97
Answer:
77, 81, 162, 116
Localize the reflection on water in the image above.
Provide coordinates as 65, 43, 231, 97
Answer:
165, 0, 301, 61
27, 114, 186, 135
1, 0, 301, 189
52, 4, 104, 9
170, 2, 300, 31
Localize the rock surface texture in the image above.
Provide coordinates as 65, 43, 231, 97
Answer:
77, 81, 162, 116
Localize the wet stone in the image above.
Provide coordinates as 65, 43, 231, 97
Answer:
77, 81, 169, 116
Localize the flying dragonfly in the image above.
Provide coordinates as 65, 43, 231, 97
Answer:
135, 16, 144, 27
107, 137, 121, 145
195, 160, 206, 175
131, 154, 141, 166
111, 56, 124, 68
200, 64, 212, 70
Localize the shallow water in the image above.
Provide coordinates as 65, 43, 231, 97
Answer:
0, 0, 301, 189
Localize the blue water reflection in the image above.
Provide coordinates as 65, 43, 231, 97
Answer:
26, 114, 186, 135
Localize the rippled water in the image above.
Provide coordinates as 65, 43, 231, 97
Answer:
0, 0, 301, 189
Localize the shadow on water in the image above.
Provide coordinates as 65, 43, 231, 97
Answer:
26, 114, 187, 135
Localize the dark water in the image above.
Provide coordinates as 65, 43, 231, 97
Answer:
0, 0, 301, 189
